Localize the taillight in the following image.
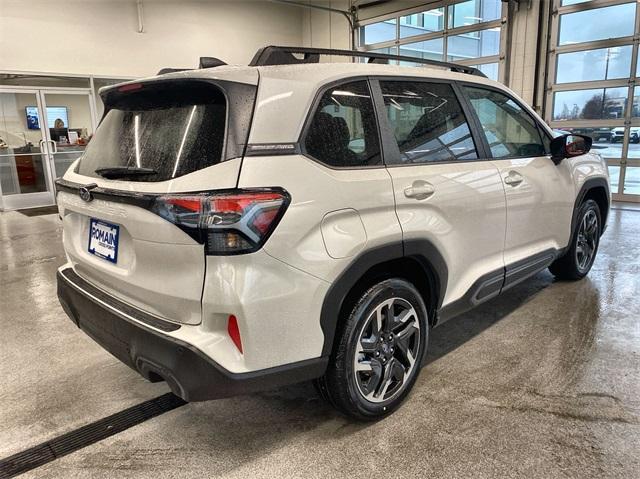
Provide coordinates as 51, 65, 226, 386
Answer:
151, 189, 290, 255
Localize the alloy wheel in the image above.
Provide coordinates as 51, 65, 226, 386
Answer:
576, 209, 598, 272
353, 297, 421, 403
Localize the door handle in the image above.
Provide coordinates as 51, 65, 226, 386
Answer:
39, 139, 57, 154
47, 139, 58, 154
404, 180, 435, 200
504, 171, 523, 187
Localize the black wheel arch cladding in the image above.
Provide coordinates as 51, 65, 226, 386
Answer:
573, 177, 609, 235
319, 239, 446, 357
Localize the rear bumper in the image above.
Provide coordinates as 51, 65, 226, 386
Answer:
57, 267, 328, 402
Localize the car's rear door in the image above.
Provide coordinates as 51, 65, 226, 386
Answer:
56, 75, 258, 325
239, 77, 402, 282
373, 78, 507, 320
460, 85, 575, 287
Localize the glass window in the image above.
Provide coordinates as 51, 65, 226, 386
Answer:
556, 46, 632, 84
399, 39, 444, 62
608, 165, 620, 193
361, 19, 396, 45
558, 3, 636, 46
304, 81, 381, 167
464, 86, 546, 158
43, 93, 96, 178
471, 63, 499, 81
400, 8, 444, 38
0, 92, 49, 196
380, 81, 478, 164
446, 27, 500, 61
633, 86, 640, 118
363, 46, 398, 64
553, 87, 628, 121
562, 0, 592, 5
627, 127, 640, 159
448, 0, 501, 29
368, 46, 397, 55
624, 166, 640, 194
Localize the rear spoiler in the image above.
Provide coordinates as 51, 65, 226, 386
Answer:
157, 57, 227, 75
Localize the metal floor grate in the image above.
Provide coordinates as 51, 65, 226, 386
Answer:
0, 393, 186, 478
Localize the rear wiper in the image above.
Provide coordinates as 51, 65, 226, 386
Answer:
95, 166, 157, 179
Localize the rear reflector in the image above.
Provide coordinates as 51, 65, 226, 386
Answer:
151, 189, 290, 255
227, 315, 242, 353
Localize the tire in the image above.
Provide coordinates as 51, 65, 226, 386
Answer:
315, 278, 429, 420
549, 199, 601, 280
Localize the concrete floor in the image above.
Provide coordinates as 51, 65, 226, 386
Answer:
1, 206, 639, 478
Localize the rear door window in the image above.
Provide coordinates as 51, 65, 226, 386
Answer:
380, 80, 479, 164
77, 80, 255, 181
303, 80, 381, 167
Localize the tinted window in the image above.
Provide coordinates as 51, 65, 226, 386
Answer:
464, 87, 546, 158
380, 81, 478, 164
77, 81, 229, 182
304, 81, 381, 167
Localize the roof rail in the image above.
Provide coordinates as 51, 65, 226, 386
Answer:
249, 45, 486, 77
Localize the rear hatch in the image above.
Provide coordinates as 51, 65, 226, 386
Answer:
56, 73, 258, 325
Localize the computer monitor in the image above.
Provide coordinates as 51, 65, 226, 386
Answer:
50, 128, 69, 142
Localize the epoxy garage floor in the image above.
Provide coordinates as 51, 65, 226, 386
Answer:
1, 207, 639, 478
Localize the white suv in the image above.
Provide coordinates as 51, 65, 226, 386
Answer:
56, 47, 610, 420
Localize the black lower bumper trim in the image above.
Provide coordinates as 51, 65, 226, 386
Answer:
57, 268, 328, 402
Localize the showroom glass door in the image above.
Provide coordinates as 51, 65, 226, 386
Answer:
40, 90, 96, 181
0, 89, 96, 210
0, 88, 55, 210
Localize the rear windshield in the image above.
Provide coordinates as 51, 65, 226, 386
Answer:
77, 80, 254, 182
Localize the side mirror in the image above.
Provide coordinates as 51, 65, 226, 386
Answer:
550, 134, 592, 164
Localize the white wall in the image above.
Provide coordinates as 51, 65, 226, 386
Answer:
0, 0, 304, 77
302, 0, 352, 58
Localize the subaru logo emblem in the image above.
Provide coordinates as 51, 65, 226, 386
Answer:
79, 184, 97, 202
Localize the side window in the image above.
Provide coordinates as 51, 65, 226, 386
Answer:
303, 81, 381, 167
463, 86, 547, 159
380, 81, 478, 164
